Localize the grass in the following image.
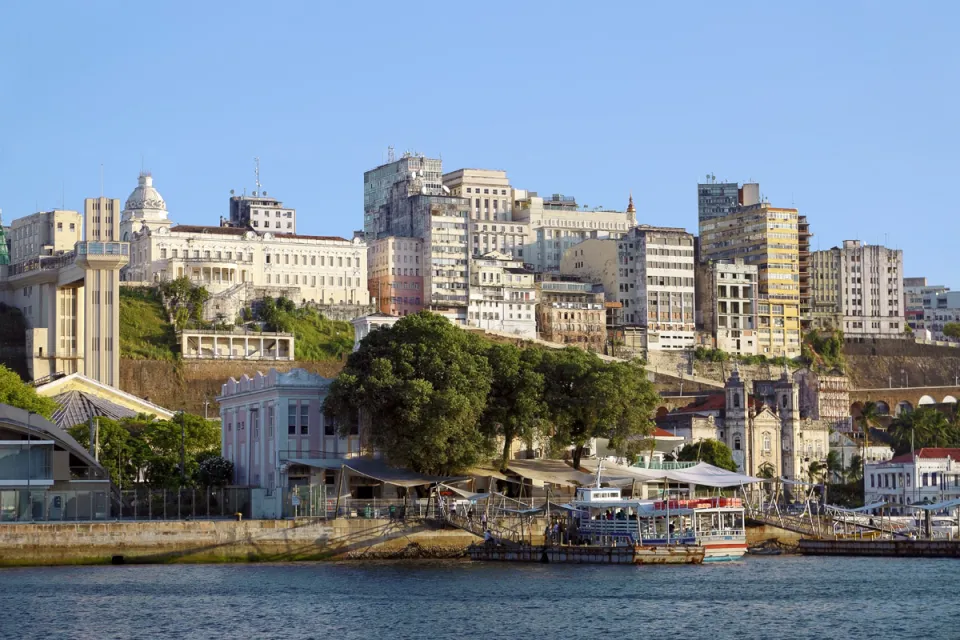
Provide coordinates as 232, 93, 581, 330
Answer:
277, 306, 354, 361
120, 287, 179, 361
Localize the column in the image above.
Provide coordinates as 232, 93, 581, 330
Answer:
260, 337, 265, 359
244, 337, 249, 358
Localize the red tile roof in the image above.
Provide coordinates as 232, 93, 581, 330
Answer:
652, 427, 682, 438
673, 394, 726, 414
887, 448, 960, 464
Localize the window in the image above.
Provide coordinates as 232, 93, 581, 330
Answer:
288, 404, 297, 435
300, 402, 309, 435
733, 393, 740, 409
325, 415, 335, 436
268, 405, 275, 437
734, 437, 741, 451
763, 434, 771, 452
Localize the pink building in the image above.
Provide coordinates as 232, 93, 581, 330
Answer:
217, 368, 362, 495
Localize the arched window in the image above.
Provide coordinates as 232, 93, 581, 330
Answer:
733, 393, 740, 409
763, 434, 771, 452
781, 394, 788, 408
734, 436, 741, 451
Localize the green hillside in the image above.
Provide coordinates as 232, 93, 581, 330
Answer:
119, 287, 179, 360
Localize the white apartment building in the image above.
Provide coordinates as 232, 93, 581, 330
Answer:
442, 169, 531, 261
865, 449, 960, 513
616, 225, 696, 351
811, 240, 905, 337
695, 260, 759, 356
467, 251, 537, 338
904, 277, 948, 333
228, 193, 297, 234
512, 191, 635, 272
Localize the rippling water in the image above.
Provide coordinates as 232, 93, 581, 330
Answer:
0, 556, 954, 640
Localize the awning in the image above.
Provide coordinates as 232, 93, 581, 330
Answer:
913, 498, 960, 511
288, 458, 458, 488
439, 484, 492, 502
464, 466, 522, 484
581, 460, 764, 488
506, 459, 631, 487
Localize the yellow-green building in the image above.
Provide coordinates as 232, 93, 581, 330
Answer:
699, 203, 801, 357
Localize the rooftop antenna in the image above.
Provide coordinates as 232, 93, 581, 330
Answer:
254, 157, 262, 193
387, 146, 395, 163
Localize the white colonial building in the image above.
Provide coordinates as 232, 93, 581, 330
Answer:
119, 173, 369, 305
865, 448, 960, 513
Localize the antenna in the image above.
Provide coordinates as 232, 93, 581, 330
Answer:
254, 157, 262, 192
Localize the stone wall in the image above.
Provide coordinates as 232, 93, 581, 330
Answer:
119, 358, 346, 414
0, 518, 484, 566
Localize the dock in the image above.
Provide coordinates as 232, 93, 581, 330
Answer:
799, 539, 960, 558
469, 543, 704, 564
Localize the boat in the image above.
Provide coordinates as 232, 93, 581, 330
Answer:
568, 467, 748, 563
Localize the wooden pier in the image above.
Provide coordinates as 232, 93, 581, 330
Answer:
799, 539, 960, 558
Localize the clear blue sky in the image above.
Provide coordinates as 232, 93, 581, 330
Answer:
1, 1, 957, 284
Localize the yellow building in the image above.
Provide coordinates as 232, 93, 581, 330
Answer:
699, 203, 801, 357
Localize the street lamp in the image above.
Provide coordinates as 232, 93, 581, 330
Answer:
178, 410, 186, 484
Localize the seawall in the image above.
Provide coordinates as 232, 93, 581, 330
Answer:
0, 519, 490, 567
799, 539, 960, 557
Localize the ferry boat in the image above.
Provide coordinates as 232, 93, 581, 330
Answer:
570, 477, 747, 563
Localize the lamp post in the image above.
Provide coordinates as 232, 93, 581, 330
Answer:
178, 410, 186, 484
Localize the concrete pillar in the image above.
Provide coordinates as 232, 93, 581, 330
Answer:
244, 337, 249, 358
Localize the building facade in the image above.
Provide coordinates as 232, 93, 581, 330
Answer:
512, 191, 635, 273
904, 277, 949, 333
8, 210, 82, 265
695, 259, 759, 356
810, 240, 905, 338
924, 291, 960, 342
120, 172, 172, 243
864, 449, 960, 513
467, 251, 537, 338
616, 225, 696, 351
793, 368, 853, 433
442, 169, 531, 262
561, 239, 619, 303
366, 236, 424, 316
228, 193, 296, 234
699, 202, 801, 357
535, 274, 606, 351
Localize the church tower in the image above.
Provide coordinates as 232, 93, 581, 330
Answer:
724, 362, 748, 472
774, 362, 802, 479
626, 192, 637, 224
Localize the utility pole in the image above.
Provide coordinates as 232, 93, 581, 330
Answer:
179, 411, 186, 484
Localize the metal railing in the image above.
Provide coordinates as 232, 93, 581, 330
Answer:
76, 241, 128, 256
115, 487, 251, 520
0, 489, 110, 522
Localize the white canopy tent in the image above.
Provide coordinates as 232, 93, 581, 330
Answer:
579, 460, 764, 488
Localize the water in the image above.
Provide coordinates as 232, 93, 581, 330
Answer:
0, 556, 953, 640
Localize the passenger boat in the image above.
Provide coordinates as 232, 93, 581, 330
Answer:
569, 473, 747, 563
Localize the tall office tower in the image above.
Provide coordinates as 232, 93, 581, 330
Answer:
442, 168, 530, 261
903, 277, 949, 333
700, 201, 802, 357
697, 175, 760, 223
798, 215, 812, 329
79, 197, 128, 386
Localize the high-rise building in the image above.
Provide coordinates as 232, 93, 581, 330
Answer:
80, 197, 125, 384
367, 236, 424, 316
699, 202, 802, 357
8, 209, 82, 264
442, 169, 530, 261
798, 215, 812, 328
0, 211, 9, 266
695, 259, 759, 356
512, 191, 635, 272
364, 155, 470, 323
697, 176, 760, 223
810, 240, 904, 338
923, 291, 960, 342
615, 225, 696, 351
903, 277, 949, 333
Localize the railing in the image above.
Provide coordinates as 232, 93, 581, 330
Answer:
0, 489, 110, 522
632, 461, 697, 470
69, 466, 108, 481
8, 252, 76, 276
115, 487, 251, 520
179, 328, 293, 337
29, 372, 67, 387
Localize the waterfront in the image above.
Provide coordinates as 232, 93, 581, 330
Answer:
0, 556, 955, 640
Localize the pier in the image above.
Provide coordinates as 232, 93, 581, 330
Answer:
799, 539, 960, 558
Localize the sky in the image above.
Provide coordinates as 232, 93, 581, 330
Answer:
0, 1, 957, 283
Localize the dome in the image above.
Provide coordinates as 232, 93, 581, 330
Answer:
123, 172, 167, 213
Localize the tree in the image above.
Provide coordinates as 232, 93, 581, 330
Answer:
848, 454, 864, 482
944, 322, 960, 340
675, 439, 737, 472
807, 460, 827, 484
538, 349, 657, 468
0, 365, 58, 418
887, 407, 958, 456
197, 455, 234, 487
756, 462, 777, 479
480, 343, 546, 471
325, 312, 493, 475
826, 450, 844, 483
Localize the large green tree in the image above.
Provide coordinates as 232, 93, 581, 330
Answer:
324, 312, 493, 475
480, 343, 546, 471
538, 349, 658, 468
675, 439, 738, 471
0, 365, 57, 418
943, 322, 960, 340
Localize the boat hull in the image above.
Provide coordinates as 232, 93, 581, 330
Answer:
702, 542, 748, 562
469, 544, 704, 565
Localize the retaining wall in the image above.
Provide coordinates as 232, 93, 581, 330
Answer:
799, 539, 960, 557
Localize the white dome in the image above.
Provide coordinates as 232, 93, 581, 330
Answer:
124, 172, 167, 213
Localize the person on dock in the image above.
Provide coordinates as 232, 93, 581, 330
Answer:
481, 512, 488, 531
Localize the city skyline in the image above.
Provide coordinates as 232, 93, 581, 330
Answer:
1, 2, 957, 284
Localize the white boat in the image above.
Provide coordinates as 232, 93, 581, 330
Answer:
569, 473, 747, 562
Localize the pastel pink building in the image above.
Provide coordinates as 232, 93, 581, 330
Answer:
217, 369, 362, 494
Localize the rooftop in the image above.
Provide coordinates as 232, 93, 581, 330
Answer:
886, 448, 960, 464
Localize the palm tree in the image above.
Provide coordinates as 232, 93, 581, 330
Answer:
757, 462, 777, 479
825, 450, 843, 484
848, 454, 864, 482
807, 460, 826, 485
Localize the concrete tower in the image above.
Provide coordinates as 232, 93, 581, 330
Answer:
79, 197, 128, 386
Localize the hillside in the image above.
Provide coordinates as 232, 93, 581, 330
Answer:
119, 287, 179, 361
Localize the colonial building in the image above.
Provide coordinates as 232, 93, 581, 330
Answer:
865, 449, 960, 513
535, 274, 606, 351
793, 367, 853, 433
467, 251, 536, 338
723, 367, 783, 477
695, 259, 759, 356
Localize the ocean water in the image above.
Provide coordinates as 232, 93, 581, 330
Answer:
0, 556, 954, 640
